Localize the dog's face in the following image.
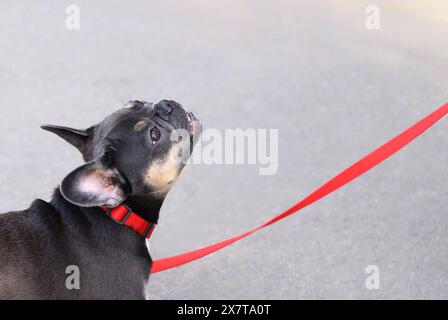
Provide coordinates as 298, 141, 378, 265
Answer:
42, 100, 201, 207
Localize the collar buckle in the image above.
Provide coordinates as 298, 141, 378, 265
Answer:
101, 204, 156, 239
105, 204, 133, 225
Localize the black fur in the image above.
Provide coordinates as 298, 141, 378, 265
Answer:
0, 100, 201, 299
0, 190, 151, 299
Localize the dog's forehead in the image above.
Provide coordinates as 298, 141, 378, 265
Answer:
99, 105, 153, 132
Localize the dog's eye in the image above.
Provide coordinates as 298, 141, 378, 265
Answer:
150, 127, 161, 143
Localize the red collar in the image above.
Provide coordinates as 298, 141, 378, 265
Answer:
100, 204, 156, 239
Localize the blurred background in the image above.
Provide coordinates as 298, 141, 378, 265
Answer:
0, 0, 447, 299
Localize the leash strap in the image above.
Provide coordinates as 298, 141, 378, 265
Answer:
151, 102, 448, 274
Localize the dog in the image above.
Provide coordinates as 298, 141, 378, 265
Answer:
0, 99, 201, 299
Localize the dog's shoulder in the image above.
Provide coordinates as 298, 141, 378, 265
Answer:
0, 199, 61, 299
0, 199, 62, 261
0, 198, 59, 233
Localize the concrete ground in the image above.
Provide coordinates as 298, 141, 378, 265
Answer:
0, 0, 447, 299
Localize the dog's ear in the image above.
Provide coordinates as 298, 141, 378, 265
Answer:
60, 148, 131, 208
41, 125, 94, 159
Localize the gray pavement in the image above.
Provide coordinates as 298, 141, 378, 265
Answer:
0, 0, 447, 299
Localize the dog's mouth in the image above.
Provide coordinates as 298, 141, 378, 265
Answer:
186, 112, 193, 125
186, 111, 201, 136
186, 111, 201, 154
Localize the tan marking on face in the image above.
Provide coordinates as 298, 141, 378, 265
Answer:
134, 120, 148, 132
145, 145, 183, 197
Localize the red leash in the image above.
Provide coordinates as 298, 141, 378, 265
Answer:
151, 102, 448, 274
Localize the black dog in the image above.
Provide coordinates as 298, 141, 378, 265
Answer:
0, 100, 201, 299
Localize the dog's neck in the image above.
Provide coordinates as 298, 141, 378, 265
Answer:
53, 188, 164, 226
124, 195, 164, 224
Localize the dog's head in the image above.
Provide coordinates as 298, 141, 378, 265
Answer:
42, 100, 201, 207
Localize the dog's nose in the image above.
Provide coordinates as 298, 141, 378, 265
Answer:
154, 100, 183, 116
